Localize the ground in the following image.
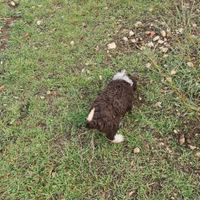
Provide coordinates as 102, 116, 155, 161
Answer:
0, 0, 200, 199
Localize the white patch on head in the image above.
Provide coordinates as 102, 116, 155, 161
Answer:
86, 107, 95, 121
112, 70, 133, 86
112, 134, 124, 143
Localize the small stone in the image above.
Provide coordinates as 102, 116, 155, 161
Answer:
160, 30, 166, 37
147, 42, 154, 47
134, 147, 140, 153
40, 96, 45, 99
99, 75, 102, 80
159, 47, 168, 53
129, 30, 135, 37
179, 135, 185, 145
171, 70, 176, 75
195, 151, 200, 157
131, 39, 136, 43
158, 39, 164, 44
164, 43, 170, 47
179, 28, 183, 33
70, 41, 74, 46
164, 38, 167, 41
187, 62, 192, 67
146, 63, 151, 68
104, 7, 108, 10
47, 91, 51, 94
153, 36, 160, 41
163, 54, 169, 58
144, 31, 151, 35
10, 1, 15, 6
108, 42, 116, 49
174, 130, 178, 134
188, 145, 196, 150
135, 21, 142, 27
37, 20, 41, 25
123, 37, 128, 41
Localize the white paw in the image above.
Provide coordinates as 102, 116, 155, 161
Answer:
112, 134, 124, 143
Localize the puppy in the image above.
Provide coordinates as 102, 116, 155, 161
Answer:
86, 70, 137, 143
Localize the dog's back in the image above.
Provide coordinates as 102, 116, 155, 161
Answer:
86, 79, 133, 140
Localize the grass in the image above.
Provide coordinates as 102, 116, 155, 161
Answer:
0, 0, 200, 199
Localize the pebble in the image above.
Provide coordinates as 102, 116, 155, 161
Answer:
129, 30, 135, 37
160, 30, 166, 37
146, 63, 151, 68
131, 39, 136, 43
171, 70, 176, 75
147, 42, 154, 47
123, 37, 128, 41
37, 20, 41, 25
179, 28, 183, 33
159, 47, 168, 53
10, 1, 15, 6
153, 36, 160, 41
70, 41, 74, 46
158, 39, 164, 44
107, 42, 116, 49
134, 147, 140, 153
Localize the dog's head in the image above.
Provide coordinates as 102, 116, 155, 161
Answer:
112, 70, 138, 91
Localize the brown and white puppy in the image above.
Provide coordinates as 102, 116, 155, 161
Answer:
86, 70, 137, 143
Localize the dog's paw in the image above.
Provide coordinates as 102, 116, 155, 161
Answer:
112, 134, 124, 143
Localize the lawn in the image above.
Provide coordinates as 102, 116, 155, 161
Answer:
0, 0, 200, 199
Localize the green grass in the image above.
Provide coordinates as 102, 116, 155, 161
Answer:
1, 0, 200, 199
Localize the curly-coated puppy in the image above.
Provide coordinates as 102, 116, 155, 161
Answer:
86, 70, 137, 143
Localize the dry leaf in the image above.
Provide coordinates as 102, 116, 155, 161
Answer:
130, 160, 134, 167
195, 151, 200, 157
188, 145, 196, 150
95, 45, 99, 51
0, 85, 5, 90
149, 31, 155, 37
155, 102, 162, 108
104, 61, 110, 65
129, 190, 135, 197
167, 146, 172, 153
135, 21, 142, 27
179, 135, 185, 145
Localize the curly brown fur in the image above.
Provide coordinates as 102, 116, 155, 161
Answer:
86, 71, 137, 143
